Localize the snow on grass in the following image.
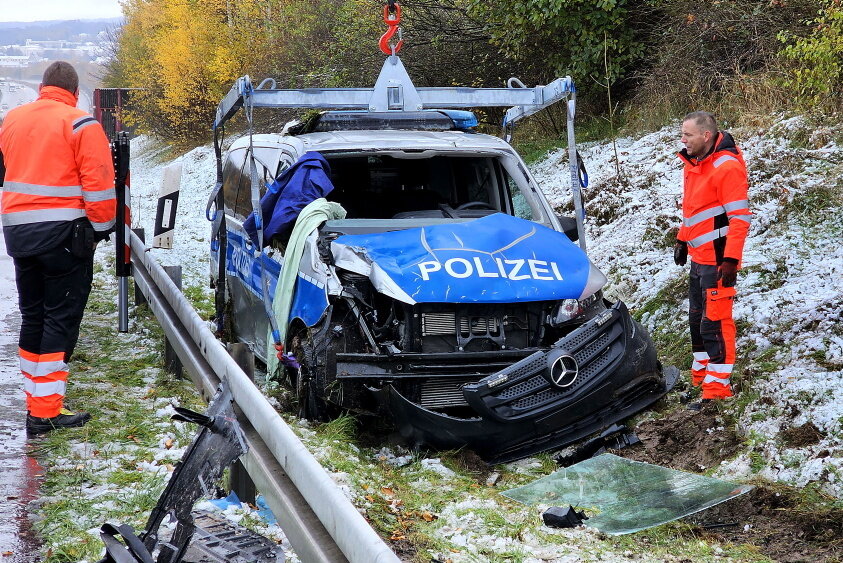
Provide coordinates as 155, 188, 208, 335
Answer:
533, 117, 843, 496
128, 136, 217, 289
36, 119, 841, 561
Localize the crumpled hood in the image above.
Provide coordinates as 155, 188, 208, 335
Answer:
331, 213, 606, 304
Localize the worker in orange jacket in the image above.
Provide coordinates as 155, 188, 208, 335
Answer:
0, 61, 116, 434
673, 111, 751, 408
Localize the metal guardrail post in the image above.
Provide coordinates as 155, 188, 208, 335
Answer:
228, 343, 257, 505
162, 265, 184, 379
132, 228, 146, 307
128, 231, 399, 563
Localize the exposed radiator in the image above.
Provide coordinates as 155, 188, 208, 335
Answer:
421, 312, 457, 336
421, 312, 500, 337
419, 378, 475, 409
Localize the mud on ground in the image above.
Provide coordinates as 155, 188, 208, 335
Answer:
617, 404, 843, 562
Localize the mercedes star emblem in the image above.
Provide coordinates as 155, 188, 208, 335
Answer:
549, 354, 578, 388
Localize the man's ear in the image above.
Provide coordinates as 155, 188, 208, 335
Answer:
38, 83, 43, 92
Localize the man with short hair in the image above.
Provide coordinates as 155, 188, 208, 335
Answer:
0, 61, 116, 434
674, 111, 751, 408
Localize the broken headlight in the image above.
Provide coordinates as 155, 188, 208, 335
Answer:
547, 293, 601, 326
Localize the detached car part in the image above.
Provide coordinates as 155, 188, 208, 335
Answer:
97, 383, 251, 563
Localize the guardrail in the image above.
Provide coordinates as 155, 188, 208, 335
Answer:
128, 230, 401, 563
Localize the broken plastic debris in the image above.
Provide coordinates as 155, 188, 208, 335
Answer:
555, 424, 641, 467
542, 505, 589, 528
207, 491, 278, 526
502, 454, 753, 535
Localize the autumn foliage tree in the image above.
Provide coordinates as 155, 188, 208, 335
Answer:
104, 0, 839, 146
105, 0, 644, 143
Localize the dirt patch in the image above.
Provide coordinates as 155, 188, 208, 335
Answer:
443, 448, 494, 485
684, 485, 843, 562
616, 406, 843, 562
620, 403, 742, 472
781, 421, 824, 448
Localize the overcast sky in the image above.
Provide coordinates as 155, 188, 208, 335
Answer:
0, 0, 123, 22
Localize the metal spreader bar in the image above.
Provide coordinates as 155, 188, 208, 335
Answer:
213, 55, 574, 131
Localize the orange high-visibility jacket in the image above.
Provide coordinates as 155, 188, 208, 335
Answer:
677, 132, 751, 266
0, 85, 115, 257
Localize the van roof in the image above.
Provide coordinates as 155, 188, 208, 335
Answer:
230, 130, 513, 154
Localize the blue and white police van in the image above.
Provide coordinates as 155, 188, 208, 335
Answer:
208, 56, 677, 463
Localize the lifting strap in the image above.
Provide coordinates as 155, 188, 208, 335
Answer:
242, 79, 284, 348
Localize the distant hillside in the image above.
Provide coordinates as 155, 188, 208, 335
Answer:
0, 18, 122, 44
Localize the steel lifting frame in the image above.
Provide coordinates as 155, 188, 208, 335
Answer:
212, 53, 588, 250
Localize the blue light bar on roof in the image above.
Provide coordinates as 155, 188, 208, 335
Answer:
438, 110, 479, 131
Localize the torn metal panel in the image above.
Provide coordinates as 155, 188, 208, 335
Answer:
98, 383, 248, 563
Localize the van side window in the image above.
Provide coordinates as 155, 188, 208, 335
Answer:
234, 157, 276, 220
222, 148, 246, 215
506, 173, 534, 221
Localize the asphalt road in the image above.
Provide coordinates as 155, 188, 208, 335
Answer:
0, 80, 38, 120
0, 228, 43, 561
0, 79, 92, 120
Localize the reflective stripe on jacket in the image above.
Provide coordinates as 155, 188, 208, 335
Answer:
677, 131, 751, 266
0, 86, 116, 256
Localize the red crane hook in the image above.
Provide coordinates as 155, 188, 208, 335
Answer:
378, 3, 403, 56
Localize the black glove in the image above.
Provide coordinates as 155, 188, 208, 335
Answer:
673, 241, 688, 266
718, 258, 739, 287
94, 227, 114, 243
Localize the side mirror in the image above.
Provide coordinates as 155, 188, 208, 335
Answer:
556, 214, 579, 242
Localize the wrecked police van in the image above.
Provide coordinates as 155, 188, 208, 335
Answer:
208, 56, 677, 463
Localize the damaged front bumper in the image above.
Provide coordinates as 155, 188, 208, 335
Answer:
373, 301, 678, 464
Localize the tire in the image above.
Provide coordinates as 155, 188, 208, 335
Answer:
289, 326, 335, 421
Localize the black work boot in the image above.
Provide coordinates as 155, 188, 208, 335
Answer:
26, 409, 91, 435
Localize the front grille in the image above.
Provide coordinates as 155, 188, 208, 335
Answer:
497, 371, 547, 399
420, 378, 476, 408
464, 304, 630, 421
509, 345, 613, 409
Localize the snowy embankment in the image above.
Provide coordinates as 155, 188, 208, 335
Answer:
36, 119, 839, 562
126, 117, 842, 499
127, 136, 218, 283
533, 116, 843, 495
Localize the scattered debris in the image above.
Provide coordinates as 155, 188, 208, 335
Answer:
485, 472, 501, 487
503, 454, 752, 535
555, 424, 641, 467
542, 505, 589, 528
184, 510, 283, 562
97, 383, 248, 562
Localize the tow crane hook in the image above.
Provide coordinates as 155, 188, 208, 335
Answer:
379, 1, 404, 55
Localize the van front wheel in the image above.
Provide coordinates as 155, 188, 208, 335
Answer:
289, 329, 336, 421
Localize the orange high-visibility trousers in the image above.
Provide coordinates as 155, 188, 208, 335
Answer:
689, 262, 736, 399
21, 349, 69, 418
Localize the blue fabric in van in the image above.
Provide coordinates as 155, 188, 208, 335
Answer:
244, 151, 334, 246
